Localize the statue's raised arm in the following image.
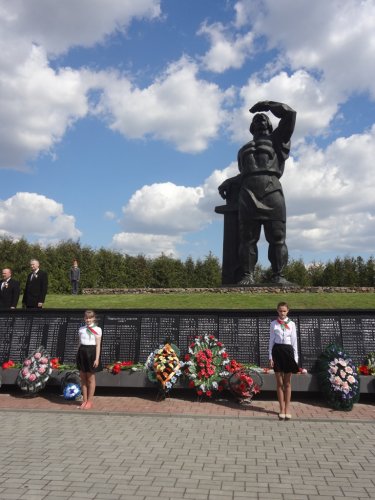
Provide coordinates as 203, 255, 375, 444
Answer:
250, 101, 296, 143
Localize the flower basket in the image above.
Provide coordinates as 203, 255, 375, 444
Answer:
317, 344, 360, 411
228, 367, 263, 403
16, 346, 53, 394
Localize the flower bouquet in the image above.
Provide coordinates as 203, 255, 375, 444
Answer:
16, 346, 53, 394
2, 360, 20, 370
184, 334, 230, 398
106, 360, 143, 375
358, 352, 375, 376
146, 343, 183, 396
317, 344, 360, 411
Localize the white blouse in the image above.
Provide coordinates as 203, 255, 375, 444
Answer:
78, 324, 102, 346
269, 318, 298, 363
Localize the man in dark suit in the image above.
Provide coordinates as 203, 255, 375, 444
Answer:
22, 259, 48, 308
0, 268, 20, 309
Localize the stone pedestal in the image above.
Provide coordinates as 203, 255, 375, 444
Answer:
215, 204, 241, 285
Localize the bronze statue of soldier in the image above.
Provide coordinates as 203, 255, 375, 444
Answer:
218, 101, 296, 285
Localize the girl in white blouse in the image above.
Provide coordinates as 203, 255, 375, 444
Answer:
269, 302, 298, 421
76, 310, 102, 410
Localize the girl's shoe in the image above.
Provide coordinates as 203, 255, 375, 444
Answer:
278, 413, 286, 420
285, 414, 292, 420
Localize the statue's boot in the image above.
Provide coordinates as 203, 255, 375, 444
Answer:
238, 273, 256, 286
270, 274, 294, 286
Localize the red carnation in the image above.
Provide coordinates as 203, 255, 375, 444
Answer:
184, 354, 190, 361
188, 380, 195, 388
221, 352, 229, 359
197, 389, 203, 396
206, 390, 212, 397
112, 364, 121, 374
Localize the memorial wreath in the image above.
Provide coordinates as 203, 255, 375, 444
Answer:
317, 344, 360, 411
184, 334, 230, 397
16, 346, 53, 394
146, 343, 184, 394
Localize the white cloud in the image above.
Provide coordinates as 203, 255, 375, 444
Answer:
230, 71, 338, 144
198, 22, 255, 73
120, 182, 207, 234
93, 57, 228, 152
0, 45, 88, 169
282, 126, 375, 254
0, 192, 81, 243
110, 163, 238, 257
104, 211, 116, 220
0, 0, 161, 169
112, 232, 183, 258
234, 0, 375, 98
0, 0, 161, 55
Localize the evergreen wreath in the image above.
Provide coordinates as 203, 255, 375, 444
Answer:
317, 344, 360, 411
16, 346, 53, 394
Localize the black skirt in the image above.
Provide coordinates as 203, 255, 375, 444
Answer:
76, 345, 102, 373
272, 344, 298, 373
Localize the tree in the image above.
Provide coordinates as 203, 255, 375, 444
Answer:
194, 252, 221, 287
285, 259, 310, 286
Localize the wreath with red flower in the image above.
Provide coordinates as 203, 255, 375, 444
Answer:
227, 364, 262, 402
16, 346, 53, 394
184, 334, 230, 397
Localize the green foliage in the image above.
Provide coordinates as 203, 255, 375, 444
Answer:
1, 237, 374, 292
284, 259, 310, 286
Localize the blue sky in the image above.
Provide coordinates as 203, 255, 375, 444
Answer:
0, 0, 375, 266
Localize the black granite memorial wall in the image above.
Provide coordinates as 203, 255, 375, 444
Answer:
0, 309, 374, 371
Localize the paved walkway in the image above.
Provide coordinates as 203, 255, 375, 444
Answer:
0, 388, 374, 421
0, 389, 374, 499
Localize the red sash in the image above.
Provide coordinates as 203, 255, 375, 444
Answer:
86, 326, 99, 336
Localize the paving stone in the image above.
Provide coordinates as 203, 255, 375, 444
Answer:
0, 408, 374, 500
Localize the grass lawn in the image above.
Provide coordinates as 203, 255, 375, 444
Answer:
42, 292, 375, 310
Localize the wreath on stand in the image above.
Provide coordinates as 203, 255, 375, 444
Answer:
317, 344, 360, 411
16, 346, 53, 394
146, 343, 184, 398
184, 334, 230, 398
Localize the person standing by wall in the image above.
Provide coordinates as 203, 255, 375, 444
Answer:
269, 301, 299, 421
0, 268, 20, 309
22, 259, 48, 309
69, 259, 81, 295
77, 310, 102, 410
